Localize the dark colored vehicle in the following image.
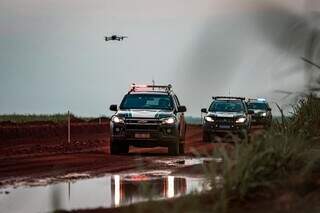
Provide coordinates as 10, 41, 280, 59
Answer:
247, 98, 272, 127
201, 96, 254, 142
109, 84, 187, 155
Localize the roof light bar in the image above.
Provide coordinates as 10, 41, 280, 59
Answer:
129, 83, 172, 92
248, 98, 267, 102
212, 96, 246, 100
257, 98, 266, 102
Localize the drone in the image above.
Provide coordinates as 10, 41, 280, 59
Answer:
105, 35, 128, 41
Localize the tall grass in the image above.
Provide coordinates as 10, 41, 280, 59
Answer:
289, 95, 320, 138
209, 95, 320, 211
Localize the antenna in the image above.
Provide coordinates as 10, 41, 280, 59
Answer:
228, 88, 231, 97
152, 78, 155, 90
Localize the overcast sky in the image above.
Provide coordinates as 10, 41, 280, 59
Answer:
1, 0, 319, 116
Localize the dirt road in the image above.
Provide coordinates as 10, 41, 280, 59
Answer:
0, 122, 224, 187
0, 122, 269, 213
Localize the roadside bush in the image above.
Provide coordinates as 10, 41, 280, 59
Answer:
210, 95, 320, 210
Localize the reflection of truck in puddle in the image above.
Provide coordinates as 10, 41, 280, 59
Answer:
0, 174, 210, 212
111, 175, 208, 207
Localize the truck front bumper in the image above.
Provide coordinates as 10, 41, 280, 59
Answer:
203, 123, 248, 138
111, 123, 180, 147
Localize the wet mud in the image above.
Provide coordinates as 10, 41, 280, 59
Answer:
0, 122, 263, 212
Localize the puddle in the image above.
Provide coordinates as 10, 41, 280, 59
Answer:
155, 157, 223, 167
0, 171, 211, 213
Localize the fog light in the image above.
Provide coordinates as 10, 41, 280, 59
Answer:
167, 129, 172, 134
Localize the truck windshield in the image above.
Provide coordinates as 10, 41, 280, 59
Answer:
120, 94, 174, 110
247, 102, 268, 110
209, 100, 244, 112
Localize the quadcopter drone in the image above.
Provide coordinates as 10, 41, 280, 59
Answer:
105, 35, 128, 41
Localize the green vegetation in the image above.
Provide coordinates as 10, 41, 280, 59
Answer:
0, 113, 69, 123
210, 95, 320, 212
0, 113, 96, 123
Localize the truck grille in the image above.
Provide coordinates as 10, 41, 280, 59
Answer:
214, 117, 235, 124
125, 118, 161, 131
126, 124, 159, 130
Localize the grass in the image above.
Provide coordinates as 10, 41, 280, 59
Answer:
0, 113, 70, 123
207, 95, 320, 212
0, 113, 100, 123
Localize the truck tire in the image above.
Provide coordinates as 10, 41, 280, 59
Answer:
168, 140, 180, 156
179, 124, 187, 141
239, 130, 249, 143
202, 130, 211, 143
110, 139, 129, 154
110, 139, 120, 155
179, 143, 185, 155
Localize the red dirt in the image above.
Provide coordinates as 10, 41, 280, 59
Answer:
0, 122, 219, 186
3, 122, 292, 213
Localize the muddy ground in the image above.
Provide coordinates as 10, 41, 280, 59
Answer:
0, 122, 225, 187
3, 122, 318, 213
0, 121, 270, 213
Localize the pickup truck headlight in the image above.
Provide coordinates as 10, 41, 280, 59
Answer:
236, 117, 246, 123
112, 116, 124, 124
261, 112, 267, 117
162, 117, 176, 125
204, 116, 214, 122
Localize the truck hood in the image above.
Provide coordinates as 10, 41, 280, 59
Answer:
207, 111, 244, 118
115, 109, 174, 119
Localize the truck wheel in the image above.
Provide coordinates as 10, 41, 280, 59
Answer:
120, 144, 129, 154
179, 124, 187, 141
110, 137, 129, 154
240, 130, 249, 143
110, 142, 128, 154
202, 130, 211, 143
110, 139, 120, 154
168, 140, 180, 156
179, 143, 185, 155
266, 122, 272, 128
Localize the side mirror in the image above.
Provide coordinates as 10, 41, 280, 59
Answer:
267, 107, 272, 111
109, 104, 118, 111
248, 110, 254, 115
177, 105, 187, 113
201, 108, 208, 113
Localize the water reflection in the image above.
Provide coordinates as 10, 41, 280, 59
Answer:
167, 176, 175, 198
0, 172, 210, 213
113, 175, 121, 207
111, 174, 209, 207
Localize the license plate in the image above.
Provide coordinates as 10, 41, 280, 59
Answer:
135, 133, 150, 139
219, 125, 230, 129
